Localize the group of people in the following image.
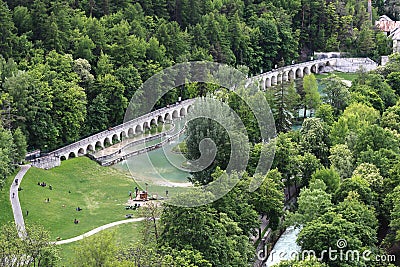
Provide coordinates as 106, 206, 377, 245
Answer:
37, 182, 52, 190
73, 206, 83, 224
126, 203, 141, 210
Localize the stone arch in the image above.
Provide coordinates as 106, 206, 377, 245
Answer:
303, 66, 310, 75
150, 118, 157, 126
135, 124, 142, 134
318, 64, 325, 73
128, 128, 135, 137
143, 121, 150, 131
78, 148, 85, 156
187, 105, 192, 113
112, 134, 120, 144
104, 137, 111, 147
87, 144, 94, 153
277, 73, 282, 84
60, 155, 67, 161
164, 113, 172, 121
265, 77, 271, 88
172, 110, 179, 119
68, 152, 76, 159
260, 78, 266, 90
120, 131, 127, 140
271, 75, 277, 85
311, 64, 317, 73
95, 141, 103, 151
282, 71, 289, 82
157, 115, 164, 124
180, 107, 186, 117
288, 69, 295, 81
296, 68, 303, 78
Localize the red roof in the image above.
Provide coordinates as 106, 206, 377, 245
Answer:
375, 20, 400, 32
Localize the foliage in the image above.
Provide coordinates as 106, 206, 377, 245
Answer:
0, 222, 59, 266
286, 179, 333, 227
320, 74, 350, 115
334, 175, 373, 205
296, 152, 323, 187
335, 192, 378, 246
300, 118, 330, 166
330, 102, 380, 146
74, 230, 118, 267
389, 185, 400, 241
302, 74, 320, 118
0, 120, 25, 188
310, 167, 340, 194
297, 211, 365, 267
269, 81, 300, 133
315, 104, 334, 126
251, 169, 284, 229
272, 132, 300, 198
185, 99, 248, 185
329, 144, 354, 179
160, 195, 255, 267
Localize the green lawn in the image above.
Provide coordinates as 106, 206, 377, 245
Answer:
19, 157, 140, 241
57, 221, 144, 267
315, 71, 359, 82
0, 168, 21, 226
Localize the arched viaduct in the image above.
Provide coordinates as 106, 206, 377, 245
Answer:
246, 58, 337, 90
31, 57, 378, 169
245, 57, 377, 90
32, 99, 194, 168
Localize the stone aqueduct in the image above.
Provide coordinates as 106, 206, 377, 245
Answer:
31, 99, 195, 168
57, 99, 194, 160
245, 57, 377, 90
31, 58, 378, 169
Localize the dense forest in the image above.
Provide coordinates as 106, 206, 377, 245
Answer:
1, 0, 400, 266
0, 0, 394, 182
0, 0, 393, 151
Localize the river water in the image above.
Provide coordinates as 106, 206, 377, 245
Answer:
113, 118, 193, 198
264, 226, 301, 266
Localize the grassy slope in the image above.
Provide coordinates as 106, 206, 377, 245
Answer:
19, 157, 140, 240
57, 222, 144, 266
0, 168, 21, 225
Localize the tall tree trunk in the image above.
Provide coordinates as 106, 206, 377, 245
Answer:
153, 216, 158, 241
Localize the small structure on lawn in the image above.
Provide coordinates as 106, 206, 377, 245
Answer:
136, 191, 148, 201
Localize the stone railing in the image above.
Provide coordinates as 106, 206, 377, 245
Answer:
92, 123, 176, 162
99, 125, 186, 167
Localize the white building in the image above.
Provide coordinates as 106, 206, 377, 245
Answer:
375, 15, 400, 53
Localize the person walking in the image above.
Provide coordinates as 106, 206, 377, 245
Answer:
12, 192, 15, 198
26, 210, 29, 216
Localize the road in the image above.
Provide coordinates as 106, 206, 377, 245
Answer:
10, 165, 31, 238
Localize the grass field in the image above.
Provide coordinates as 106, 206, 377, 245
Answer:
315, 71, 359, 82
19, 157, 141, 241
0, 168, 20, 225
57, 221, 144, 267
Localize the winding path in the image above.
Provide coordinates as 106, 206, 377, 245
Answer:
54, 217, 146, 245
9, 165, 148, 245
10, 165, 31, 238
